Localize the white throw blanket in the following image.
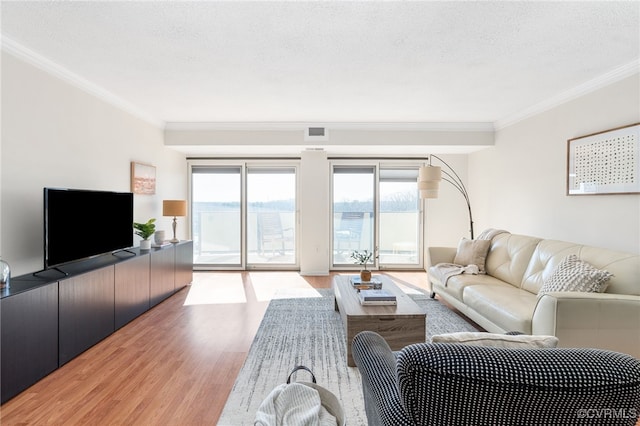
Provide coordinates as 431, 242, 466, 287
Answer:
255, 383, 337, 426
431, 263, 479, 287
431, 229, 509, 286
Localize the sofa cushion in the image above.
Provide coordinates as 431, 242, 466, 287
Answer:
485, 233, 542, 288
433, 273, 508, 301
521, 240, 581, 294
453, 238, 491, 273
522, 240, 640, 296
431, 332, 558, 348
538, 254, 613, 296
463, 284, 538, 333
573, 246, 639, 296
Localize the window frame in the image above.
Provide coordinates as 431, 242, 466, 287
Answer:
330, 159, 424, 271
188, 159, 300, 271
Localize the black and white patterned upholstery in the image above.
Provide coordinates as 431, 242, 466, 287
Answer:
352, 330, 414, 426
353, 331, 640, 426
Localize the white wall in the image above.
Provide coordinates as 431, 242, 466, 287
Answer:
470, 74, 640, 254
1, 52, 187, 276
299, 150, 330, 274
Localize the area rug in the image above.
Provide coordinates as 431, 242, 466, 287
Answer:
218, 288, 479, 425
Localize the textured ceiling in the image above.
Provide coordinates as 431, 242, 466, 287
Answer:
1, 1, 639, 127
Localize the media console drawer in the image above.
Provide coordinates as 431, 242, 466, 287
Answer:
0, 282, 58, 404
59, 267, 115, 366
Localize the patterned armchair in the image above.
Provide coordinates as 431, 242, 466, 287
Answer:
352, 331, 640, 426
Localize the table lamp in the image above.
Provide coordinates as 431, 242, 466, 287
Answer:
163, 200, 187, 243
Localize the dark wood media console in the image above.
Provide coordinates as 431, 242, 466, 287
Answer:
0, 241, 193, 404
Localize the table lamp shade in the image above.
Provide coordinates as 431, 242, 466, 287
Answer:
163, 200, 187, 243
163, 200, 187, 217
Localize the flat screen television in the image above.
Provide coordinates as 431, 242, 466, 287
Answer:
44, 188, 134, 269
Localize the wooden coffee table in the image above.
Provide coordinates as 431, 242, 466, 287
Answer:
333, 274, 426, 367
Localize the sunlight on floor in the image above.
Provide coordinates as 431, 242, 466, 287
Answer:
183, 271, 425, 306
383, 271, 431, 295
249, 271, 322, 301
184, 271, 323, 306
183, 273, 247, 305
394, 281, 425, 295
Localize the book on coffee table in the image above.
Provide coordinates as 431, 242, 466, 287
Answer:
358, 289, 397, 306
350, 275, 382, 286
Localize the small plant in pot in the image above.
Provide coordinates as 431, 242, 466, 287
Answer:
350, 248, 378, 282
133, 218, 156, 250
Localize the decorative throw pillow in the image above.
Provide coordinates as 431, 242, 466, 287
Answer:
453, 238, 491, 274
431, 332, 559, 348
538, 254, 613, 296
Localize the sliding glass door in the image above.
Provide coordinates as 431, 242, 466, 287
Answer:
192, 166, 242, 267
246, 167, 297, 266
191, 162, 298, 269
332, 166, 375, 265
378, 168, 421, 266
331, 163, 422, 270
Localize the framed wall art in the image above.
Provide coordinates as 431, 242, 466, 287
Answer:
567, 123, 640, 195
131, 162, 156, 195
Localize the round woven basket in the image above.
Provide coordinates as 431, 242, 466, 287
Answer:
287, 366, 345, 425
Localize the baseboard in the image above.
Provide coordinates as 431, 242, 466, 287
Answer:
299, 270, 330, 276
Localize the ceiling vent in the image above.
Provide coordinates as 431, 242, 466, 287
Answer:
305, 126, 329, 142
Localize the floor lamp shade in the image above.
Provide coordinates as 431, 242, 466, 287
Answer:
417, 155, 474, 239
163, 200, 187, 242
418, 166, 442, 199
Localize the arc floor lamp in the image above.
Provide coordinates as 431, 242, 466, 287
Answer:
418, 154, 475, 240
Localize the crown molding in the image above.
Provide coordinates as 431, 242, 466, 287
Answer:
164, 121, 495, 132
3, 34, 635, 133
1, 35, 165, 128
494, 59, 640, 130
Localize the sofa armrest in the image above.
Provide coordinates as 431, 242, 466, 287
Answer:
352, 331, 413, 426
532, 292, 640, 358
427, 247, 456, 268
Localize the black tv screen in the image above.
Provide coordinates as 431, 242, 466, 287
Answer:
44, 188, 134, 269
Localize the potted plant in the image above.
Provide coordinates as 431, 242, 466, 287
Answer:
133, 218, 156, 250
350, 248, 378, 282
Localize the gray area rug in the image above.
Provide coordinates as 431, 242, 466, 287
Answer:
218, 288, 478, 425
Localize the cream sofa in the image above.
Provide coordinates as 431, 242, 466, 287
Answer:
428, 232, 640, 358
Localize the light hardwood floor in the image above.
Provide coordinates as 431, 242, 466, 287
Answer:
0, 271, 433, 425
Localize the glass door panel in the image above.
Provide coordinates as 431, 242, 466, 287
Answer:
247, 167, 297, 266
332, 166, 375, 266
379, 168, 421, 266
192, 166, 242, 267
